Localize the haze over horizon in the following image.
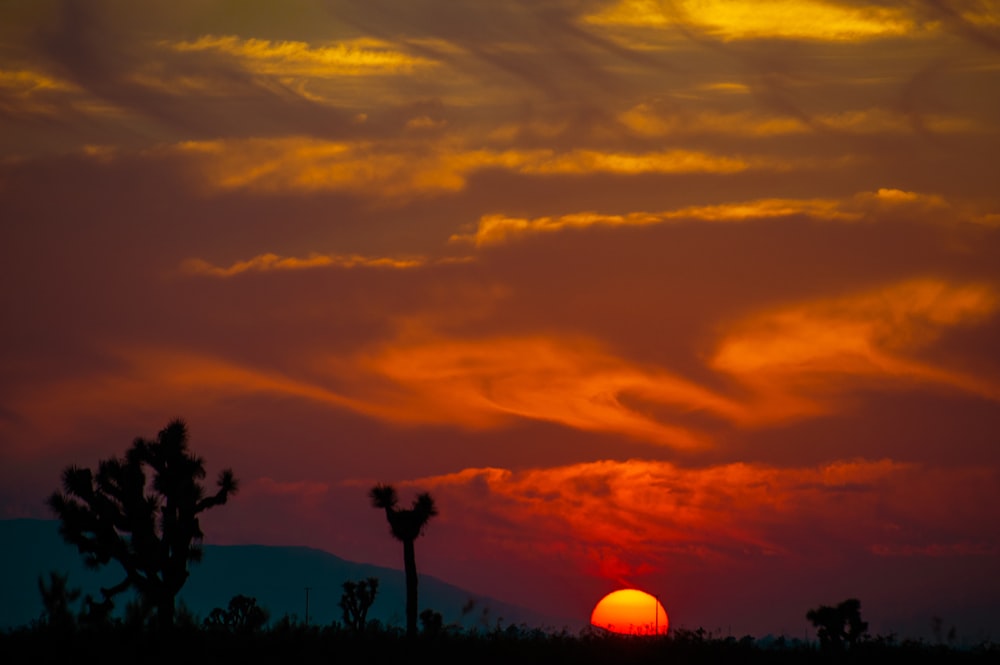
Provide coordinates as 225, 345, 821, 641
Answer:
2, 0, 999, 640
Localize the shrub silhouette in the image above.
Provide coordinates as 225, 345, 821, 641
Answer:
420, 608, 443, 637
37, 571, 80, 632
806, 597, 869, 650
47, 418, 238, 629
205, 594, 269, 632
339, 577, 379, 635
370, 483, 437, 638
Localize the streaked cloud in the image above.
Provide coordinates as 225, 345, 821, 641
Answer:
713, 278, 1000, 421
587, 0, 920, 41
451, 189, 951, 247
180, 252, 425, 277
618, 104, 979, 138
166, 138, 780, 197
167, 137, 544, 195
348, 333, 743, 448
519, 148, 750, 175
166, 35, 436, 77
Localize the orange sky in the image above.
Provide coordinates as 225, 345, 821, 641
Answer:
2, 0, 1000, 639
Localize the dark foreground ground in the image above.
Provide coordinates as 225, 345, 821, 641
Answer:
3, 623, 998, 665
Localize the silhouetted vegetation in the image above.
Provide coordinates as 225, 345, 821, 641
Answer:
420, 608, 444, 637
47, 419, 238, 629
370, 483, 437, 639
339, 577, 378, 635
11, 425, 996, 663
3, 615, 998, 665
36, 571, 80, 632
204, 595, 268, 633
806, 597, 869, 650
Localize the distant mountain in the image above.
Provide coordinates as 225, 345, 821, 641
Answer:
0, 519, 573, 632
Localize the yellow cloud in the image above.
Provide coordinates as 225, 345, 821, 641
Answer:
451, 188, 973, 246
586, 0, 921, 41
521, 148, 748, 175
452, 197, 859, 246
180, 252, 424, 277
167, 35, 436, 76
166, 138, 767, 197
618, 104, 977, 138
168, 137, 548, 196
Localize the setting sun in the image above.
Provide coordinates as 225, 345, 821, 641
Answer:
591, 589, 669, 635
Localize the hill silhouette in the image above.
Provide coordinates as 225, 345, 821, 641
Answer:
0, 519, 573, 632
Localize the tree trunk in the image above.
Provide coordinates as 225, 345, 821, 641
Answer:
403, 538, 418, 638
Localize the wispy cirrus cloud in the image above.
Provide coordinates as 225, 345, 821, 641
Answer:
586, 0, 921, 42
450, 188, 952, 247
180, 252, 425, 277
348, 332, 742, 448
712, 278, 1000, 422
166, 35, 437, 77
617, 104, 980, 138
165, 138, 788, 197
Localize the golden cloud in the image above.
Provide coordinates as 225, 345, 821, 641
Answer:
168, 137, 546, 196
167, 35, 436, 77
167, 138, 767, 197
180, 252, 424, 277
451, 188, 972, 247
586, 0, 921, 42
617, 104, 978, 138
518, 149, 749, 175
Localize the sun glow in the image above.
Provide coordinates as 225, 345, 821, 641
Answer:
591, 589, 669, 635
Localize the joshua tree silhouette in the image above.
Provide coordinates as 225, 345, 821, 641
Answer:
47, 419, 238, 629
370, 483, 437, 638
339, 577, 379, 634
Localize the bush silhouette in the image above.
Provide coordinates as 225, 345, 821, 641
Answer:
806, 597, 869, 650
205, 594, 269, 632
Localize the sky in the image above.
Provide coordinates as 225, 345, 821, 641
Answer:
2, 0, 1000, 640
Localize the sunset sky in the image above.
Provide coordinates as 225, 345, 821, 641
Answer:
3, 0, 1000, 639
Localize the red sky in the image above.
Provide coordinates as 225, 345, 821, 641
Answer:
2, 0, 1000, 639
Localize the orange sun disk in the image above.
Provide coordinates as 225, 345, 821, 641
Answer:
591, 589, 669, 635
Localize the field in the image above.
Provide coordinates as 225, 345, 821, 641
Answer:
3, 621, 997, 665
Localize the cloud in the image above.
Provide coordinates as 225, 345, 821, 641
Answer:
165, 138, 787, 197
347, 333, 743, 448
2, 348, 371, 447
410, 457, 1000, 583
450, 188, 956, 247
617, 103, 979, 138
180, 252, 425, 277
587, 0, 921, 42
712, 278, 1000, 421
518, 148, 750, 175
166, 35, 436, 77
167, 137, 546, 196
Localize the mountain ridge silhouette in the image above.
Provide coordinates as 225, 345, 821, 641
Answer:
0, 519, 575, 632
